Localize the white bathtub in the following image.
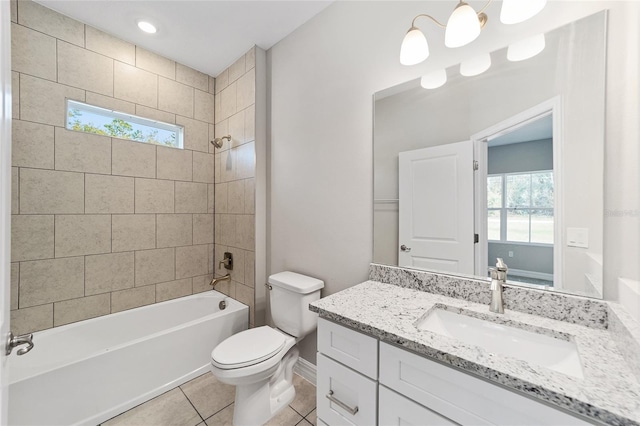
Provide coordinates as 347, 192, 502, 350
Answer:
7, 291, 248, 426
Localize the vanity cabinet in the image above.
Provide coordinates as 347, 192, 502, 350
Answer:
317, 318, 592, 426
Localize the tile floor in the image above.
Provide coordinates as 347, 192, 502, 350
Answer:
102, 372, 317, 426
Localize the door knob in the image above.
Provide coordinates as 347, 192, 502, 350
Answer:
6, 332, 34, 356
400, 245, 412, 252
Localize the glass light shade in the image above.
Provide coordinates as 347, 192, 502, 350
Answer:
445, 2, 481, 48
400, 27, 429, 66
460, 53, 492, 76
501, 0, 547, 25
420, 69, 447, 89
137, 21, 157, 34
507, 34, 546, 62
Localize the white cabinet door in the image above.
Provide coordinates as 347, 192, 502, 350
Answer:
318, 318, 378, 379
398, 141, 474, 274
379, 385, 458, 426
317, 353, 377, 426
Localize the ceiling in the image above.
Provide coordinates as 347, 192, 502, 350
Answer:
489, 114, 553, 147
35, 0, 334, 77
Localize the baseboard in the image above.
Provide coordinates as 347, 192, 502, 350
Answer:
294, 357, 316, 385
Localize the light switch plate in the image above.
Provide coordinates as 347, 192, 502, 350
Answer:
567, 228, 589, 248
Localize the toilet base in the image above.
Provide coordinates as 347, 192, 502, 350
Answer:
233, 346, 300, 426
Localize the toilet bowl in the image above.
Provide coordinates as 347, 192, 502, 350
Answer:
210, 271, 324, 425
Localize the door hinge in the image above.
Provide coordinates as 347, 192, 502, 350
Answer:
473, 160, 479, 171
474, 233, 479, 244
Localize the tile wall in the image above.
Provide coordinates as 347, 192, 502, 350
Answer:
10, 0, 221, 334
212, 50, 257, 326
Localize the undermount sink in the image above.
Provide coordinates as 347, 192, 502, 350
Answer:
416, 307, 584, 379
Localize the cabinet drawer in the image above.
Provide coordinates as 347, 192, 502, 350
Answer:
379, 385, 458, 426
318, 318, 378, 379
317, 353, 377, 426
379, 343, 591, 426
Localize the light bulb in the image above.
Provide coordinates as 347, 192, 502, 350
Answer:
420, 69, 447, 89
460, 53, 492, 77
507, 34, 546, 62
445, 2, 481, 48
137, 21, 157, 34
501, 0, 547, 25
400, 27, 429, 66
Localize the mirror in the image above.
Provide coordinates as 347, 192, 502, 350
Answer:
373, 11, 606, 298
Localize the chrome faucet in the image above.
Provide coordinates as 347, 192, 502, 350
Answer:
489, 258, 508, 314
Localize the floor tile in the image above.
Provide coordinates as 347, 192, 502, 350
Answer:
265, 406, 303, 426
181, 372, 236, 419
103, 388, 201, 426
205, 404, 234, 426
290, 374, 316, 417
305, 408, 317, 426
296, 420, 313, 426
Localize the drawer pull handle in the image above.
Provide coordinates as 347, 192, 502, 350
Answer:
326, 390, 359, 415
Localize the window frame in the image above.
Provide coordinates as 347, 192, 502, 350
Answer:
66, 99, 184, 149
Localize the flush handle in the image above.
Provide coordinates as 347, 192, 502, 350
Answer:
400, 244, 412, 252
6, 332, 34, 356
326, 390, 359, 415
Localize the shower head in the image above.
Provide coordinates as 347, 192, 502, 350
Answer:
211, 135, 231, 149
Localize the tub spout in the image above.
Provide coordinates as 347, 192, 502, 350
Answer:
209, 273, 231, 289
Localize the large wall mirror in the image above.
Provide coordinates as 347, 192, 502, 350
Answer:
373, 11, 607, 298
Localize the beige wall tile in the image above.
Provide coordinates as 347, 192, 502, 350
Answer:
235, 283, 254, 324
20, 74, 84, 126
157, 146, 192, 181
214, 183, 227, 214
208, 184, 214, 214
244, 178, 255, 214
228, 248, 245, 284
208, 243, 214, 273
157, 214, 192, 248
245, 47, 256, 71
11, 214, 54, 262
193, 151, 214, 184
218, 149, 236, 183
245, 251, 255, 288
219, 82, 236, 122
85, 252, 134, 295
11, 23, 56, 81
20, 168, 84, 214
20, 256, 84, 307
208, 76, 215, 94
227, 180, 245, 214
228, 110, 244, 148
214, 154, 221, 182
11, 72, 19, 119
111, 285, 155, 313
193, 214, 213, 245
219, 214, 237, 247
228, 56, 246, 83
236, 142, 255, 179
114, 61, 158, 108
86, 92, 136, 115
236, 68, 255, 111
214, 279, 235, 298
215, 69, 228, 94
214, 93, 221, 125
12, 120, 54, 169
136, 105, 175, 124
18, 0, 84, 46
244, 105, 256, 142
214, 119, 229, 150
176, 245, 208, 279
214, 215, 222, 245
193, 273, 213, 293
55, 127, 111, 174
11, 0, 16, 22
156, 278, 192, 302
175, 181, 207, 213
112, 139, 156, 178
58, 40, 114, 96
112, 214, 156, 252
85, 174, 134, 213
176, 63, 208, 91
11, 263, 19, 310
11, 167, 18, 215
176, 115, 208, 153
55, 215, 111, 257
236, 214, 255, 250
213, 244, 226, 274
136, 47, 175, 79
194, 90, 215, 124
10, 304, 53, 335
54, 294, 110, 326
135, 178, 174, 213
159, 77, 194, 117
85, 26, 135, 65
135, 248, 175, 286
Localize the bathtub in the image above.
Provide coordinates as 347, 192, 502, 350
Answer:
7, 291, 248, 426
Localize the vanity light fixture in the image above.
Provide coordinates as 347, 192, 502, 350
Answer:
420, 69, 447, 89
507, 34, 546, 62
460, 53, 492, 76
137, 21, 157, 34
400, 0, 547, 66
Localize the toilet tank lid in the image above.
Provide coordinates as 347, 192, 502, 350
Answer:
268, 271, 324, 294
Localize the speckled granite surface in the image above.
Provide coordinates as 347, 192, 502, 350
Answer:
310, 281, 640, 426
369, 263, 609, 329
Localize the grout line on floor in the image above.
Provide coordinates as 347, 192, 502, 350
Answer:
203, 401, 235, 423
178, 386, 205, 423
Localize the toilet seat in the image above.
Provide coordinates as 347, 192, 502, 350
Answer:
211, 326, 287, 369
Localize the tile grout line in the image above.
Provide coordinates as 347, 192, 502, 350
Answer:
177, 386, 205, 423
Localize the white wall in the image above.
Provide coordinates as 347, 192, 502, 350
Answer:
268, 1, 639, 362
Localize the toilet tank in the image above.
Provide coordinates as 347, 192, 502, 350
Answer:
269, 272, 324, 338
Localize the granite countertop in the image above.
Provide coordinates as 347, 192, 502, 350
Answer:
310, 280, 640, 426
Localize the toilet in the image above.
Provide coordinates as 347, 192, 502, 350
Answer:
210, 271, 324, 425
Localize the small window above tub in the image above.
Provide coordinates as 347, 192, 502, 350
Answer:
66, 100, 184, 149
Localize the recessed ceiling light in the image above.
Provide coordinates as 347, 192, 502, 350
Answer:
137, 21, 157, 34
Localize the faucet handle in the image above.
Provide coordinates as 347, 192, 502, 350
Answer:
496, 257, 508, 271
